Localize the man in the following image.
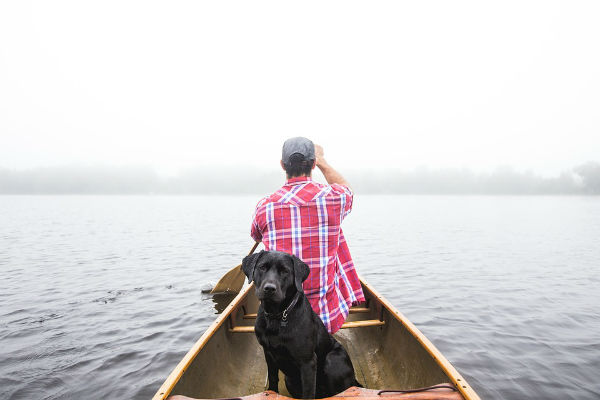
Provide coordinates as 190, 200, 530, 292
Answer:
251, 137, 364, 333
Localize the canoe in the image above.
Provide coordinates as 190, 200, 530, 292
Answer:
152, 278, 480, 400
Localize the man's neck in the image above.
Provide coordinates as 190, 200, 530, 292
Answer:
285, 175, 312, 186
286, 173, 311, 180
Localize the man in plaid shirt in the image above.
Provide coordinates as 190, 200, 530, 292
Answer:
251, 137, 365, 333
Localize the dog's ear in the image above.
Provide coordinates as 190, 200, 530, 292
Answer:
291, 255, 310, 292
241, 251, 264, 283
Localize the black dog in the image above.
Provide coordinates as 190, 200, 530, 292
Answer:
242, 250, 360, 399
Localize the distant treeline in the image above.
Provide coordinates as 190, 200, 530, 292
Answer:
1, 162, 599, 195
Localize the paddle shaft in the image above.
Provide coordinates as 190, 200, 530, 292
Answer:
247, 241, 260, 257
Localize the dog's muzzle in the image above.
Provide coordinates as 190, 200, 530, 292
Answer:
259, 283, 278, 299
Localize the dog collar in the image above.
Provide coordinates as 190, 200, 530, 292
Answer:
263, 291, 301, 323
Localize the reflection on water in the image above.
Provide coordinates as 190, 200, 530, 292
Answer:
1, 195, 599, 400
207, 292, 239, 314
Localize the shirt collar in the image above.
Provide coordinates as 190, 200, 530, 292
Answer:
285, 176, 312, 186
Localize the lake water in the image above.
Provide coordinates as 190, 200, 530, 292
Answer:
1, 195, 599, 399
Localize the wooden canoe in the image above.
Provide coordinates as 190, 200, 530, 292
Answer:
152, 278, 480, 400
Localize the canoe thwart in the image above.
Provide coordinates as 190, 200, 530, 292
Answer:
229, 325, 255, 333
348, 307, 370, 313
230, 319, 385, 333
340, 319, 385, 329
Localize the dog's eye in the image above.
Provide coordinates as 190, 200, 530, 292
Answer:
259, 264, 266, 271
278, 266, 288, 274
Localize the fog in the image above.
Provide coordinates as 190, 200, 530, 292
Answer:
1, 162, 599, 195
1, 1, 600, 179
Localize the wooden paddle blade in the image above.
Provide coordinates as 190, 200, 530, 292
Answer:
210, 264, 245, 294
210, 242, 260, 294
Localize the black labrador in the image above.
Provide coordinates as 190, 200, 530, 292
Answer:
242, 250, 360, 399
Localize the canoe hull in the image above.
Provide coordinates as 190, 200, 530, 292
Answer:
153, 278, 479, 400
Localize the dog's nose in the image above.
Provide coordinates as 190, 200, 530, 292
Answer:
263, 283, 276, 294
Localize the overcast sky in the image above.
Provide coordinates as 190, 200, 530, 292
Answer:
1, 1, 598, 177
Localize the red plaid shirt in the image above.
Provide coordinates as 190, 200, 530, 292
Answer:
251, 176, 365, 333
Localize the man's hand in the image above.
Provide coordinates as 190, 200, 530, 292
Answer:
315, 144, 325, 168
313, 144, 351, 189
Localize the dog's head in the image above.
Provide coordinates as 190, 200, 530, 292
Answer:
242, 250, 310, 303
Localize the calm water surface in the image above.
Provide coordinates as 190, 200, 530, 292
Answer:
1, 195, 599, 399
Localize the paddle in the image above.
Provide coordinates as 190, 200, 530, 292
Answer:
209, 242, 260, 294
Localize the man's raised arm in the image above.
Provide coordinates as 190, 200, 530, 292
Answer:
314, 144, 352, 190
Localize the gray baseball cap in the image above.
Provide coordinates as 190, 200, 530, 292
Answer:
282, 137, 315, 164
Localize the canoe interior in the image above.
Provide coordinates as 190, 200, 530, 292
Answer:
167, 282, 457, 399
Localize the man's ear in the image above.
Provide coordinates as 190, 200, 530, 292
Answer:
242, 251, 264, 283
291, 255, 310, 292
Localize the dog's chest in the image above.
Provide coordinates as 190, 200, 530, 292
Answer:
258, 327, 298, 357
263, 333, 285, 349
259, 325, 291, 349
265, 338, 297, 366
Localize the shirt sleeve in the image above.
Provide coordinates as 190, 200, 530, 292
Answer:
330, 183, 354, 220
250, 198, 267, 242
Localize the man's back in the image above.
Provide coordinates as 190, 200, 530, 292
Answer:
251, 175, 364, 333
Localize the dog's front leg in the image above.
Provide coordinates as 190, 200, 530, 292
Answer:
264, 351, 279, 392
299, 354, 317, 399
